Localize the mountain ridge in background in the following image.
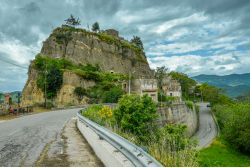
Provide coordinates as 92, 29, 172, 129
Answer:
0, 91, 21, 104
192, 73, 250, 98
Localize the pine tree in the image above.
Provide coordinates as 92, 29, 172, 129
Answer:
64, 14, 80, 27
131, 36, 144, 50
92, 22, 100, 32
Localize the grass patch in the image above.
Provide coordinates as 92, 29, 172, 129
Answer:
198, 139, 250, 167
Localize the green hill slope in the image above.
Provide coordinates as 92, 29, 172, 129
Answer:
192, 73, 250, 98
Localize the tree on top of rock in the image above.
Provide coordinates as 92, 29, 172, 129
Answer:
131, 36, 144, 50
92, 22, 100, 32
64, 14, 80, 27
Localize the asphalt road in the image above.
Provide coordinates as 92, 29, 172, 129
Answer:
0, 109, 79, 167
193, 102, 217, 149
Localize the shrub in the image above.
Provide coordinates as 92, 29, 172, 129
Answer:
74, 87, 87, 100
73, 69, 101, 81
113, 94, 157, 142
102, 86, 124, 103
80, 63, 100, 72
149, 124, 198, 167
36, 65, 63, 99
98, 106, 113, 120
82, 105, 114, 126
214, 103, 250, 154
185, 101, 194, 110
82, 105, 103, 124
33, 55, 127, 102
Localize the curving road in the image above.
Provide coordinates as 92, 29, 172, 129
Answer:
193, 102, 217, 149
0, 108, 102, 167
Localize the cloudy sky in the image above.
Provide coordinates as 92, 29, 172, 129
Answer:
0, 0, 250, 92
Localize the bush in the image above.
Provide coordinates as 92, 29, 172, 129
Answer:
82, 96, 198, 167
73, 69, 101, 81
102, 86, 124, 103
82, 105, 114, 126
113, 94, 157, 142
80, 63, 100, 72
185, 101, 194, 110
149, 124, 198, 167
82, 105, 103, 124
74, 87, 87, 100
36, 65, 63, 99
98, 106, 113, 120
214, 103, 250, 154
33, 55, 127, 102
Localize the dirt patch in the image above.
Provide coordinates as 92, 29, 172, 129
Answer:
64, 118, 104, 167
34, 118, 103, 167
33, 133, 70, 167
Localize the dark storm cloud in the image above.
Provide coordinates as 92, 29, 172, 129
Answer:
0, 0, 250, 91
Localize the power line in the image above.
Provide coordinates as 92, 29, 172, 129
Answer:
0, 57, 28, 69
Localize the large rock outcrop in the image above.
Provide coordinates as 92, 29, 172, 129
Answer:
41, 27, 153, 77
21, 26, 153, 107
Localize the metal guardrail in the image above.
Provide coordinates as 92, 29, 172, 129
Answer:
77, 109, 164, 167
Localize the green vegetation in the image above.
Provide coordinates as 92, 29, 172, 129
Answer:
85, 72, 127, 103
102, 86, 124, 103
169, 71, 197, 100
149, 124, 198, 167
82, 105, 113, 126
81, 95, 198, 167
193, 79, 250, 165
114, 94, 158, 142
130, 36, 144, 51
192, 73, 250, 98
237, 90, 250, 102
92, 22, 100, 32
196, 83, 232, 105
199, 139, 250, 167
213, 103, 250, 154
0, 93, 3, 104
34, 55, 127, 102
185, 100, 194, 109
74, 87, 87, 101
34, 55, 64, 99
158, 93, 178, 104
64, 14, 80, 27
155, 66, 168, 90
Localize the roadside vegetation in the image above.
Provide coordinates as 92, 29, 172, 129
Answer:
162, 69, 250, 166
193, 81, 250, 166
236, 90, 250, 102
199, 138, 250, 167
213, 103, 250, 154
82, 94, 199, 167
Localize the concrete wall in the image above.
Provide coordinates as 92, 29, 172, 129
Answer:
157, 102, 198, 137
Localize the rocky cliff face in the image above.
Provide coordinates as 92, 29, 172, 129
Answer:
41, 27, 153, 77
21, 26, 153, 107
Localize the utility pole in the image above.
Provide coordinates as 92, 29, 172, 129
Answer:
17, 92, 21, 114
200, 89, 203, 102
128, 72, 131, 95
44, 62, 48, 108
128, 71, 135, 95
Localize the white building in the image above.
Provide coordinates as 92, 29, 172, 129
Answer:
162, 77, 182, 98
123, 79, 158, 102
